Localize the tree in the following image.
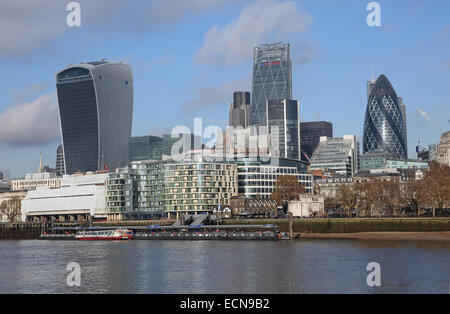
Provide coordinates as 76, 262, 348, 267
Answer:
421, 162, 450, 217
401, 180, 426, 217
0, 196, 22, 222
270, 175, 307, 209
336, 185, 358, 218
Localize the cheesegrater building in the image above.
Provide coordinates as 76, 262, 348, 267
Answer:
56, 61, 133, 174
363, 75, 407, 159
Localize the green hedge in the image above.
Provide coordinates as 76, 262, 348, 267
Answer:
223, 218, 450, 233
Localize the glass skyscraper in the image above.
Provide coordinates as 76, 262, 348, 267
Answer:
251, 42, 292, 126
363, 75, 407, 159
56, 61, 133, 174
300, 121, 333, 161
266, 99, 300, 160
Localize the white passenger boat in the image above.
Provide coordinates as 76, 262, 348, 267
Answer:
75, 229, 133, 240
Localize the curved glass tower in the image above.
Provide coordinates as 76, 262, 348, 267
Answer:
56, 61, 133, 174
363, 75, 407, 159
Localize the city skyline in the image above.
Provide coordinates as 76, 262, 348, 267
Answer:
0, 0, 449, 178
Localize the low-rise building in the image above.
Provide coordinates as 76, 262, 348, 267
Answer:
11, 172, 61, 192
21, 172, 109, 222
229, 196, 278, 218
288, 194, 325, 218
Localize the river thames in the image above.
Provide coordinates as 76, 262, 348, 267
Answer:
0, 239, 448, 294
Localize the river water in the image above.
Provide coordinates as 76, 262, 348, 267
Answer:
0, 239, 448, 294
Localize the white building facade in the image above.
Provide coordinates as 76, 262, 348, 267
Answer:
21, 172, 108, 222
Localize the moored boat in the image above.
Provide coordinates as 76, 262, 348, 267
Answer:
75, 229, 133, 240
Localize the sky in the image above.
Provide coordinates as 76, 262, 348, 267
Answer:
0, 0, 449, 179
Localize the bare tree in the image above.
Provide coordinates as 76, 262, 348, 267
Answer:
421, 162, 450, 217
0, 196, 22, 222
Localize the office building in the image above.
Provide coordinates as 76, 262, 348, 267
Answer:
128, 135, 163, 162
363, 74, 407, 159
251, 42, 292, 126
300, 121, 333, 161
10, 155, 61, 191
56, 145, 65, 176
229, 91, 251, 129
56, 60, 133, 174
236, 157, 313, 199
310, 135, 360, 177
266, 99, 300, 160
418, 144, 437, 161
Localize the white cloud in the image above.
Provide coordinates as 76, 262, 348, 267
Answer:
182, 77, 251, 113
195, 0, 313, 66
0, 0, 241, 58
0, 93, 60, 146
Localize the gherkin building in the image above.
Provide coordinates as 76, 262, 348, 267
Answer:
363, 75, 407, 159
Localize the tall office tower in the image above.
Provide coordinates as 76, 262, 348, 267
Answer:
397, 97, 408, 158
300, 121, 333, 161
367, 66, 376, 99
128, 135, 163, 162
251, 42, 292, 126
266, 99, 300, 160
56, 61, 133, 174
56, 145, 65, 176
363, 74, 407, 159
229, 91, 251, 128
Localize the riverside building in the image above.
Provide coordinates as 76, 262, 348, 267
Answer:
21, 172, 109, 222
106, 160, 165, 220
164, 161, 238, 219
236, 157, 313, 199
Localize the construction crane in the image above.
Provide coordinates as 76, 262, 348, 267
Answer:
416, 109, 448, 153
417, 109, 444, 133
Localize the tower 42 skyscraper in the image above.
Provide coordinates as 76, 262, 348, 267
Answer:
251, 42, 292, 126
363, 74, 407, 159
56, 61, 133, 174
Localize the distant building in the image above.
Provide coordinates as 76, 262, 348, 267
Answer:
363, 74, 408, 159
128, 135, 163, 162
56, 145, 65, 176
288, 194, 325, 218
229, 91, 251, 129
360, 151, 397, 172
251, 42, 292, 126
417, 144, 437, 161
266, 99, 300, 160
10, 155, 61, 191
310, 135, 360, 177
56, 60, 133, 174
300, 121, 333, 161
437, 131, 450, 166
21, 172, 109, 222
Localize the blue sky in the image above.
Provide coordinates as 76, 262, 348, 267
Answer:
0, 0, 449, 178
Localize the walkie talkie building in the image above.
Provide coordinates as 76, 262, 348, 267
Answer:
363, 75, 407, 159
56, 61, 133, 174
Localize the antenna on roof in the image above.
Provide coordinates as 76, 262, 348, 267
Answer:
67, 57, 83, 67
371, 64, 375, 82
